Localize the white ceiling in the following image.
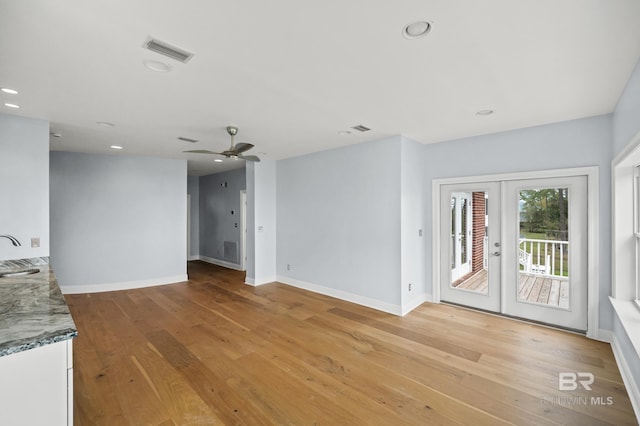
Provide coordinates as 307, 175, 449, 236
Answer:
1, 1, 639, 176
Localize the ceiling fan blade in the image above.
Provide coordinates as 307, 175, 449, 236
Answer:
183, 149, 219, 154
233, 142, 254, 154
239, 155, 260, 162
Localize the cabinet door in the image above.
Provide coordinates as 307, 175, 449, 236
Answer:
0, 341, 69, 425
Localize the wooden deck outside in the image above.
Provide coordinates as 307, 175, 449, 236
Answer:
453, 269, 570, 308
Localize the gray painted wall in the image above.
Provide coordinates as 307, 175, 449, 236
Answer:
246, 160, 277, 285
50, 151, 187, 288
199, 168, 246, 265
276, 136, 401, 305
422, 114, 613, 328
246, 164, 255, 280
0, 113, 49, 261
400, 136, 426, 306
187, 175, 200, 259
613, 57, 640, 157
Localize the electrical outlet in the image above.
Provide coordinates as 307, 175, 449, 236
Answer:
408, 283, 412, 291
31, 237, 40, 248
418, 229, 423, 237
287, 264, 291, 271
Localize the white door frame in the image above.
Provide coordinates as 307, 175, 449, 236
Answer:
432, 166, 599, 339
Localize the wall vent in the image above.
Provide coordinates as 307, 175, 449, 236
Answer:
223, 241, 238, 263
143, 37, 194, 63
178, 136, 199, 143
351, 124, 371, 132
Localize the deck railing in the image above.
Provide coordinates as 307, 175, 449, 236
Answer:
518, 238, 568, 277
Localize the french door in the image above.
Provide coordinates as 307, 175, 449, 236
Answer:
440, 176, 588, 331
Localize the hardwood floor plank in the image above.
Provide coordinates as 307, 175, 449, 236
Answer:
64, 261, 636, 425
145, 328, 271, 425
328, 307, 482, 362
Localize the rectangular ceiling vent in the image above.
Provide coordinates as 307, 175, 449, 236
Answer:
351, 124, 371, 132
178, 136, 199, 143
143, 37, 194, 63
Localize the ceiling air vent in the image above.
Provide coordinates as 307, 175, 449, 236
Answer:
351, 125, 371, 132
143, 37, 194, 63
178, 136, 199, 143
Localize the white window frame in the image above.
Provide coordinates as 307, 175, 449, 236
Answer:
612, 130, 640, 306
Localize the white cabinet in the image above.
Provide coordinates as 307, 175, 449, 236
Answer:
0, 340, 73, 425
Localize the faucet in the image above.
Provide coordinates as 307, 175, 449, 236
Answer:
0, 235, 21, 246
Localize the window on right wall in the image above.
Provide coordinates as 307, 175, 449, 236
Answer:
613, 132, 640, 306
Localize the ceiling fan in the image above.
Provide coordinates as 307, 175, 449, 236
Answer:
184, 126, 260, 162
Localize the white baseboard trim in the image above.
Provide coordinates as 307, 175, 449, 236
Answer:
596, 328, 613, 343
245, 276, 276, 286
60, 274, 189, 294
187, 255, 199, 261
608, 331, 640, 423
199, 256, 244, 271
276, 275, 402, 316
401, 294, 430, 316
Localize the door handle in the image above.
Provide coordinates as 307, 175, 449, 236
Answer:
492, 251, 501, 256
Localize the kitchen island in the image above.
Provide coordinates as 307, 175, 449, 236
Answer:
0, 257, 77, 426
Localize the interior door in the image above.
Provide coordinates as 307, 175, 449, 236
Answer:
441, 182, 501, 312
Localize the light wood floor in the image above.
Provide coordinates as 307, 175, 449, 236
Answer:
454, 269, 570, 308
65, 261, 636, 425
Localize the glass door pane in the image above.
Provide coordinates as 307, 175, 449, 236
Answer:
517, 187, 569, 309
450, 192, 488, 295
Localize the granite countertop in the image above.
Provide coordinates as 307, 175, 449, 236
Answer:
0, 257, 77, 357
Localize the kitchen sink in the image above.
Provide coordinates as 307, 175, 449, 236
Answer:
0, 268, 40, 278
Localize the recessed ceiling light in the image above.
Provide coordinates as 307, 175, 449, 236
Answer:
1, 88, 18, 95
476, 109, 494, 116
143, 59, 172, 72
97, 121, 115, 127
214, 159, 223, 163
4, 103, 20, 108
403, 21, 432, 39
110, 145, 123, 150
